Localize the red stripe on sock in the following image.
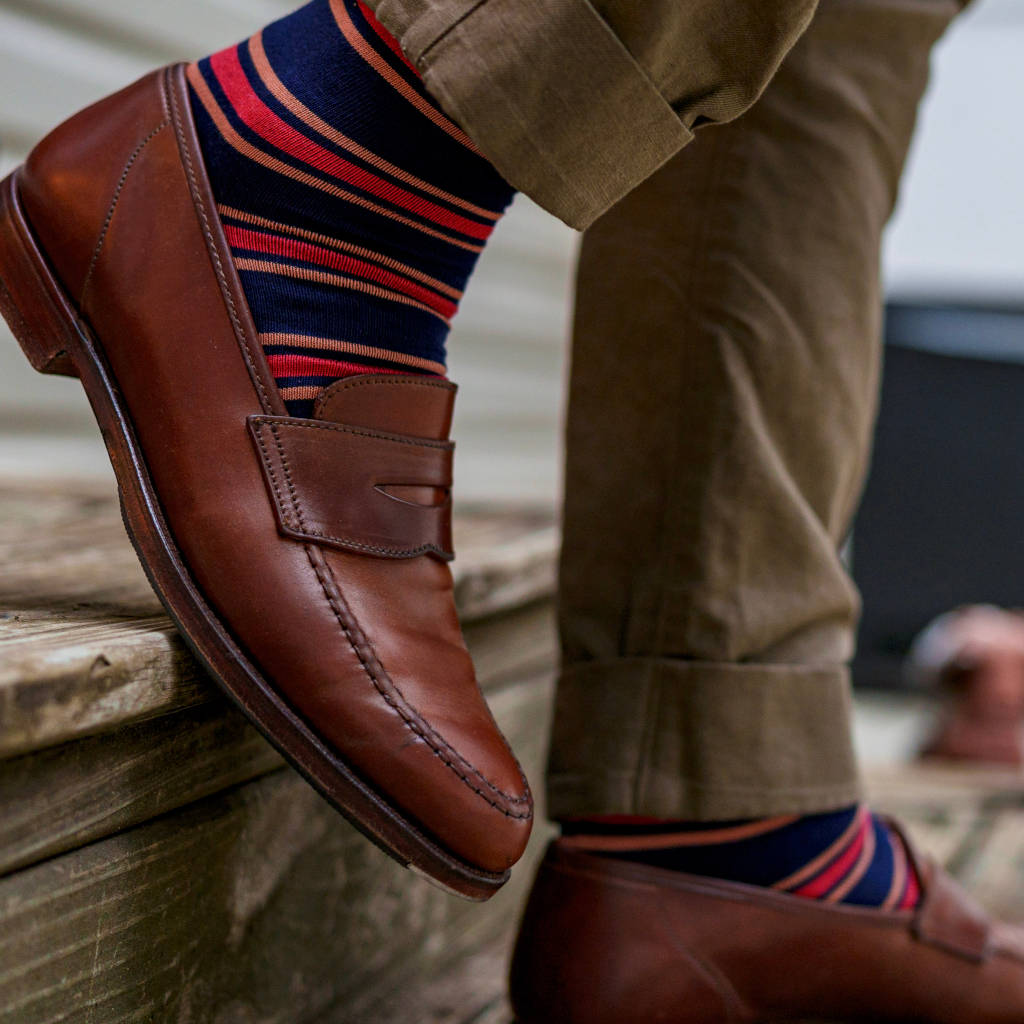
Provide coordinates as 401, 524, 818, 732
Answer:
210, 47, 494, 241
224, 224, 457, 318
793, 815, 870, 899
268, 353, 411, 379
900, 861, 922, 910
356, 1, 419, 75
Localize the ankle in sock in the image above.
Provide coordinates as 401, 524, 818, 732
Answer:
188, 0, 515, 416
562, 806, 921, 910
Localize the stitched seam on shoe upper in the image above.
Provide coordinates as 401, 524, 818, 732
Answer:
79, 121, 170, 308
255, 420, 451, 558
305, 545, 531, 815
170, 67, 275, 414
270, 423, 308, 533
328, 376, 454, 391
253, 422, 297, 531
264, 416, 453, 449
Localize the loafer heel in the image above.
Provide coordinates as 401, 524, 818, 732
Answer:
0, 171, 80, 378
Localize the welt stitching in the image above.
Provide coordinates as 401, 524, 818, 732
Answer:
168, 70, 273, 413
306, 548, 531, 813
80, 121, 170, 306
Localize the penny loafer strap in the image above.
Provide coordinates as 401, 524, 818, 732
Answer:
891, 813, 994, 963
248, 414, 454, 560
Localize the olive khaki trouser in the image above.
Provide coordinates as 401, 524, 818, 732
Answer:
365, 0, 966, 819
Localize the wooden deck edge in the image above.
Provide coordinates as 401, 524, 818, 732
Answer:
0, 479, 559, 760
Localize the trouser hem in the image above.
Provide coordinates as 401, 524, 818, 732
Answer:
546, 657, 864, 821
371, 0, 692, 229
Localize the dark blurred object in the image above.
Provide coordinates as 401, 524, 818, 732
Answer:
909, 605, 1024, 767
852, 300, 1024, 691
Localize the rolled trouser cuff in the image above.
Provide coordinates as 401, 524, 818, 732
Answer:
547, 658, 863, 821
370, 0, 692, 230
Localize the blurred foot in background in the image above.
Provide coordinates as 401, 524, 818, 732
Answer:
912, 605, 1024, 768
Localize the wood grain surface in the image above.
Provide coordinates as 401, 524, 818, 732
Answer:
0, 479, 557, 759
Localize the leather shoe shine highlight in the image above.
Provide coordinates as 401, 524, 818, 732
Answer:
0, 66, 532, 900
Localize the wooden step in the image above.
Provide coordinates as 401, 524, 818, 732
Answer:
0, 476, 557, 1023
6, 477, 1024, 1023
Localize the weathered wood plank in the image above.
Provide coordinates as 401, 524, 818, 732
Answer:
867, 762, 1024, 919
0, 672, 555, 1024
0, 480, 557, 759
0, 700, 282, 877
0, 601, 555, 879
955, 811, 1024, 923
341, 940, 513, 1024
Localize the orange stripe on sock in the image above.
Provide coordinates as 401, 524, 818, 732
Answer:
234, 257, 451, 324
217, 205, 463, 300
277, 365, 403, 400
772, 807, 867, 892
881, 829, 908, 912
826, 820, 876, 903
793, 815, 869, 899
277, 384, 325, 402
261, 332, 446, 375
225, 223, 457, 318
248, 32, 500, 222
329, 0, 480, 153
559, 816, 800, 853
186, 64, 484, 254
211, 47, 494, 241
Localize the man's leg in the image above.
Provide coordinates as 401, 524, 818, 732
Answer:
510, 2, 1024, 1020
550, 0, 963, 827
509, 0, 1024, 1020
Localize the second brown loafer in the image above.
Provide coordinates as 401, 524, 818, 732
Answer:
0, 65, 532, 900
511, 833, 1024, 1022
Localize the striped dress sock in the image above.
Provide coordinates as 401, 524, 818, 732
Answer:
187, 0, 515, 416
561, 806, 921, 910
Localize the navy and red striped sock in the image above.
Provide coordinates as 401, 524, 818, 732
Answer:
562, 806, 921, 910
188, 0, 515, 416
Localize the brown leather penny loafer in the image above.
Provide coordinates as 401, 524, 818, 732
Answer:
510, 834, 1024, 1022
0, 65, 532, 900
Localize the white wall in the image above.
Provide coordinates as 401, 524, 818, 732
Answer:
884, 0, 1024, 301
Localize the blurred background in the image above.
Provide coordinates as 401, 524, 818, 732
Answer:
0, 2, 1023, 1017
0, 0, 1022, 750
